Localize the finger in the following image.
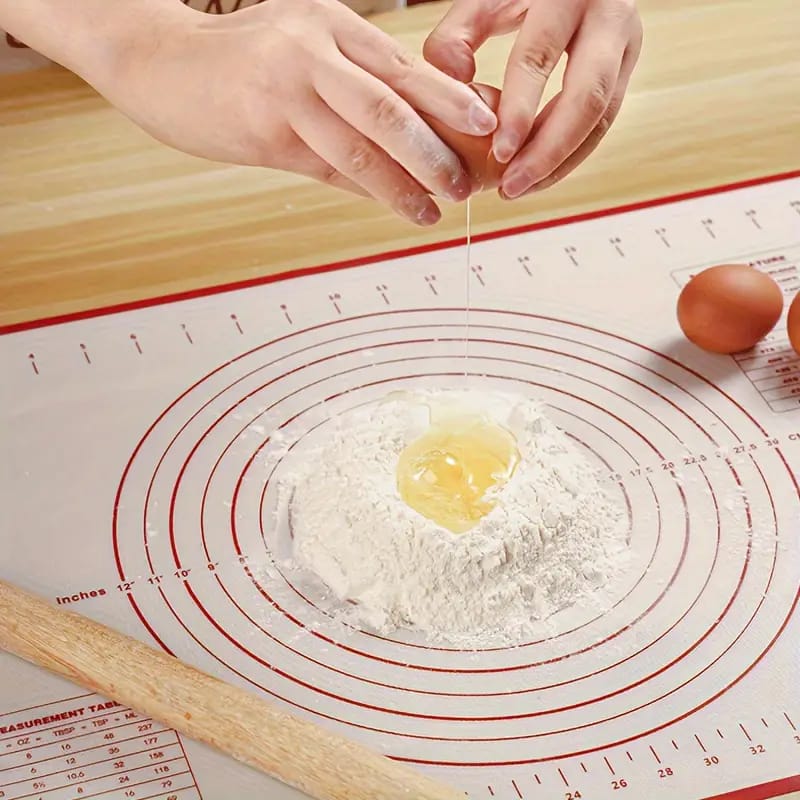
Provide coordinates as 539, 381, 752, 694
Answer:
293, 96, 441, 226
295, 155, 373, 199
422, 0, 528, 82
274, 131, 373, 198
500, 31, 641, 199
334, 13, 497, 136
493, 0, 583, 163
499, 87, 614, 199
500, 45, 635, 200
500, 55, 624, 197
314, 56, 472, 202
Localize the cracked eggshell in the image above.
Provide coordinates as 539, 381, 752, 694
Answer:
422, 83, 507, 192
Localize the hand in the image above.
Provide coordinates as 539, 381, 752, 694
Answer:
88, 0, 499, 225
424, 0, 643, 199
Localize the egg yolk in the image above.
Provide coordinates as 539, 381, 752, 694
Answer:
396, 417, 519, 533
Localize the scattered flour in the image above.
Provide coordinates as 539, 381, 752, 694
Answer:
284, 390, 629, 646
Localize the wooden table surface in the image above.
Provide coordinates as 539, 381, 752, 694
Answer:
1, 0, 798, 328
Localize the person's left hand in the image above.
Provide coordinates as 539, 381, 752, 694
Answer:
424, 0, 643, 199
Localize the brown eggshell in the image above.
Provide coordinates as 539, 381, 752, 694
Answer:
422, 83, 506, 192
787, 290, 800, 356
676, 263, 784, 354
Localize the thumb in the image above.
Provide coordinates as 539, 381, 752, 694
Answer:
423, 0, 487, 83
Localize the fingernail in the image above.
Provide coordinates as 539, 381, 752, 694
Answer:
468, 101, 497, 135
445, 171, 472, 202
501, 167, 533, 199
418, 206, 441, 226
493, 133, 519, 164
414, 202, 442, 226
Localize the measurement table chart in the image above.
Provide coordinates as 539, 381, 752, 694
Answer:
0, 694, 200, 800
2, 172, 799, 800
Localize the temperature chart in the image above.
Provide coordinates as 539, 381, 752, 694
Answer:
1, 173, 799, 800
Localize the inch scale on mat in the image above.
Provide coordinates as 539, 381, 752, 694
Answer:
1, 173, 799, 800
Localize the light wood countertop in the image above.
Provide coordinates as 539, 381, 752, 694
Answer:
1, 0, 799, 328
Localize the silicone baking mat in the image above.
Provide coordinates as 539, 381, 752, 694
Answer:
2, 172, 799, 800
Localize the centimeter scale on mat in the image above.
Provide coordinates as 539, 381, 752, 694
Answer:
0, 691, 796, 800
1, 172, 799, 800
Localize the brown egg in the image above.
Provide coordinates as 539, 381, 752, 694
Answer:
787, 291, 800, 356
422, 83, 506, 192
677, 264, 784, 354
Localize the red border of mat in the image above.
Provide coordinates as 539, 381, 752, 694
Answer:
703, 775, 800, 800
2, 169, 798, 337
3, 168, 799, 795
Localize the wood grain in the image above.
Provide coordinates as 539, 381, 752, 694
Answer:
1, 0, 798, 327
0, 579, 464, 800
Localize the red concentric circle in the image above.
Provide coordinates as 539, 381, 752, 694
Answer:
112, 310, 798, 767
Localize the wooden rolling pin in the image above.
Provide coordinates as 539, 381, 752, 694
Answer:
0, 579, 463, 800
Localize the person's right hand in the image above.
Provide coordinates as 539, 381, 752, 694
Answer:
89, 0, 498, 226
423, 0, 642, 199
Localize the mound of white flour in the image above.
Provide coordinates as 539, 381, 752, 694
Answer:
285, 390, 628, 645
